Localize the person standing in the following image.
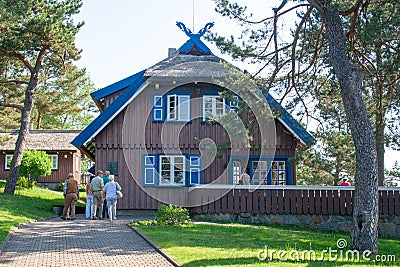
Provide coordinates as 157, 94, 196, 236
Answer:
61, 173, 79, 220
340, 178, 351, 186
103, 175, 121, 222
102, 171, 110, 219
85, 176, 94, 219
90, 170, 104, 220
239, 170, 251, 185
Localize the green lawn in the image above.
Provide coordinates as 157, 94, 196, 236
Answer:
0, 180, 84, 243
135, 222, 400, 267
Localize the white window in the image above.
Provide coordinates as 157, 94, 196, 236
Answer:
271, 161, 286, 185
233, 161, 242, 185
203, 95, 227, 120
160, 155, 185, 186
5, 154, 13, 170
167, 95, 190, 121
49, 155, 58, 170
252, 161, 268, 185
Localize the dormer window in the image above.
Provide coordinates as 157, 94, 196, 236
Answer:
167, 95, 190, 122
152, 93, 191, 122
203, 95, 227, 120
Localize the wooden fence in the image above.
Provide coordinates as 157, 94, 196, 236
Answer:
188, 185, 400, 216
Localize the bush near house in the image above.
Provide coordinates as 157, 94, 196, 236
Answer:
19, 150, 52, 183
132, 204, 190, 226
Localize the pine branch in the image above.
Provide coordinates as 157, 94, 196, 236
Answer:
0, 102, 23, 111
0, 80, 29, 85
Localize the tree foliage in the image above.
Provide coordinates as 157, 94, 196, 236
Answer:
210, 0, 389, 253
0, 0, 84, 195
19, 150, 52, 180
32, 63, 97, 130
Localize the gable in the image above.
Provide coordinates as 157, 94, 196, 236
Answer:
90, 70, 146, 111
72, 26, 314, 159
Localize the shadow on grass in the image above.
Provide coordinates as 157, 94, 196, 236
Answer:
183, 257, 392, 267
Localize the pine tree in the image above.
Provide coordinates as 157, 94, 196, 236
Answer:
0, 0, 84, 194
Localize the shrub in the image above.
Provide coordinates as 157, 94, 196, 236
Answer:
17, 176, 35, 189
155, 204, 190, 225
19, 150, 52, 181
56, 182, 64, 192
78, 185, 86, 192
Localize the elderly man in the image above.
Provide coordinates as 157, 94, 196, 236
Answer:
90, 170, 104, 220
102, 171, 110, 219
61, 173, 79, 220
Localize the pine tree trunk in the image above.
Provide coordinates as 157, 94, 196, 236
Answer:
375, 43, 385, 186
4, 73, 38, 194
320, 7, 378, 253
36, 107, 43, 129
376, 115, 385, 186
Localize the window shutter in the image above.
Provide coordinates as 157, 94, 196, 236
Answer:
152, 95, 163, 121
143, 155, 156, 186
229, 95, 239, 120
188, 156, 201, 185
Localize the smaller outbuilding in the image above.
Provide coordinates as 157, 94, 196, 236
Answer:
0, 130, 82, 189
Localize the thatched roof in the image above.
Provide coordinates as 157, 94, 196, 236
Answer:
145, 54, 226, 79
0, 130, 80, 151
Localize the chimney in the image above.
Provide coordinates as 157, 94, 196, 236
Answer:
168, 48, 178, 57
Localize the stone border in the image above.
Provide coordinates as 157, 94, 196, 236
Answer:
127, 224, 181, 267
0, 216, 59, 255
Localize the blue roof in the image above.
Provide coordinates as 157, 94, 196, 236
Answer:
91, 70, 146, 101
266, 94, 314, 146
178, 35, 212, 55
71, 71, 146, 150
176, 21, 213, 55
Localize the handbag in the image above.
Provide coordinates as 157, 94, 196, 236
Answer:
116, 183, 123, 198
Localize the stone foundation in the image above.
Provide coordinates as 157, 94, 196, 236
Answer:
192, 213, 400, 238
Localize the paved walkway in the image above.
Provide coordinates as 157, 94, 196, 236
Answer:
0, 215, 176, 267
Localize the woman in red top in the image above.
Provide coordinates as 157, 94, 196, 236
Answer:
340, 178, 351, 186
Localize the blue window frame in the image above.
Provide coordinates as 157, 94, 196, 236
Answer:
167, 95, 190, 122
160, 155, 185, 186
152, 95, 164, 121
188, 156, 201, 185
143, 155, 156, 185
201, 89, 239, 122
142, 154, 201, 187
202, 95, 227, 120
152, 90, 191, 122
229, 95, 239, 120
229, 156, 291, 185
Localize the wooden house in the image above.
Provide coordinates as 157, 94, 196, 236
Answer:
0, 130, 82, 189
72, 22, 313, 211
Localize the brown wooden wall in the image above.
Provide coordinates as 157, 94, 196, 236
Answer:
0, 151, 81, 184
94, 81, 300, 209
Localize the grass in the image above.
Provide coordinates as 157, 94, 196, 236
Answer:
0, 180, 84, 243
135, 222, 400, 267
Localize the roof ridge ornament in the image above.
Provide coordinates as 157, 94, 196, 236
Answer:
176, 21, 214, 38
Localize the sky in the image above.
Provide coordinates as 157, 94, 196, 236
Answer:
73, 0, 399, 170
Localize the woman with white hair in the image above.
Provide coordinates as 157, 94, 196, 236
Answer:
103, 175, 122, 221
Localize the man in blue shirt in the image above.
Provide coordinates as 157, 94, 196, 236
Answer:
102, 171, 110, 219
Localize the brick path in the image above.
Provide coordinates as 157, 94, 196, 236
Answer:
0, 215, 176, 267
